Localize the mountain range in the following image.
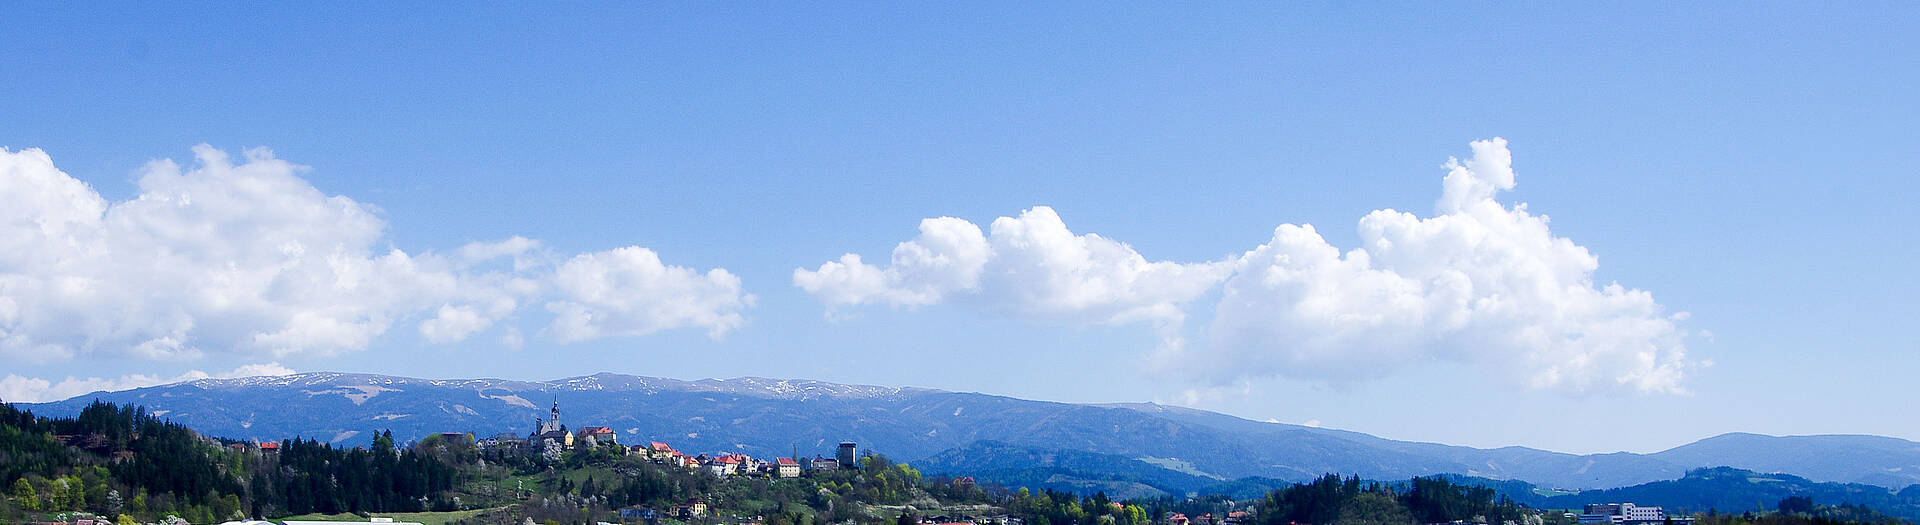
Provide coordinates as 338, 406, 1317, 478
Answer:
17, 372, 1920, 494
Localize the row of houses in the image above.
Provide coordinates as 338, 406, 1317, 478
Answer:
617, 507, 1022, 525
467, 401, 858, 478
625, 441, 853, 479
1167, 512, 1250, 525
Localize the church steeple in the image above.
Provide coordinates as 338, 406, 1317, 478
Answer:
536, 398, 564, 435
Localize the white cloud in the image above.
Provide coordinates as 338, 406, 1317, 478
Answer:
225, 362, 298, 377
0, 362, 296, 403
1198, 138, 1689, 395
456, 236, 549, 272
419, 304, 491, 344
546, 247, 755, 342
800, 139, 1694, 395
458, 236, 540, 262
982, 207, 1233, 325
795, 207, 1232, 329
0, 146, 752, 363
1160, 380, 1255, 407
501, 326, 525, 350
793, 217, 990, 309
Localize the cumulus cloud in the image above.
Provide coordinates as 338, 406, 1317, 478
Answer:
0, 362, 296, 403
799, 139, 1693, 395
793, 217, 990, 309
795, 207, 1232, 327
545, 247, 754, 342
418, 304, 494, 344
0, 146, 752, 363
1199, 138, 1689, 394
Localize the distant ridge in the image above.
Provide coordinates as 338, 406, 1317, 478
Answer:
20, 371, 1920, 491
1495, 467, 1920, 521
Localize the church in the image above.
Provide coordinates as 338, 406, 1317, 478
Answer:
531, 400, 572, 460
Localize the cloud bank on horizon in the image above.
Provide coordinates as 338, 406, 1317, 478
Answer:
0, 146, 753, 376
0, 362, 296, 404
796, 138, 1694, 395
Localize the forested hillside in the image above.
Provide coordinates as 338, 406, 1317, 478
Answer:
0, 401, 461, 523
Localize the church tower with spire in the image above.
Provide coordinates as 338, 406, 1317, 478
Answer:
538, 399, 563, 434
530, 398, 572, 460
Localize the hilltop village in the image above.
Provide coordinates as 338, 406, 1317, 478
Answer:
467, 401, 855, 480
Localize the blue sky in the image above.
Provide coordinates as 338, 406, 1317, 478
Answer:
2, 4, 1916, 455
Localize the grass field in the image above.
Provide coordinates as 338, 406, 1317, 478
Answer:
276, 507, 498, 525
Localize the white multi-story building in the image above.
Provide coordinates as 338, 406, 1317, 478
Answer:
1577, 503, 1688, 525
1626, 505, 1665, 522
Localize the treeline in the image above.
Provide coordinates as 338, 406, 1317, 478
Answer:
1, 400, 468, 523
1004, 488, 1151, 525
1000, 475, 1536, 525
250, 432, 460, 516
3, 400, 241, 523
1253, 474, 1535, 525
1687, 497, 1907, 525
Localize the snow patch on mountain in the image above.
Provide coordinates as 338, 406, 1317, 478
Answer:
301, 384, 399, 405
478, 389, 538, 408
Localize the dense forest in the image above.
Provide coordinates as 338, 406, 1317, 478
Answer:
0, 401, 461, 523
2, 400, 1909, 525
1247, 475, 1536, 525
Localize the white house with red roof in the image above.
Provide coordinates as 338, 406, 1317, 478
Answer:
705, 454, 742, 476
775, 457, 801, 478
576, 426, 616, 446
